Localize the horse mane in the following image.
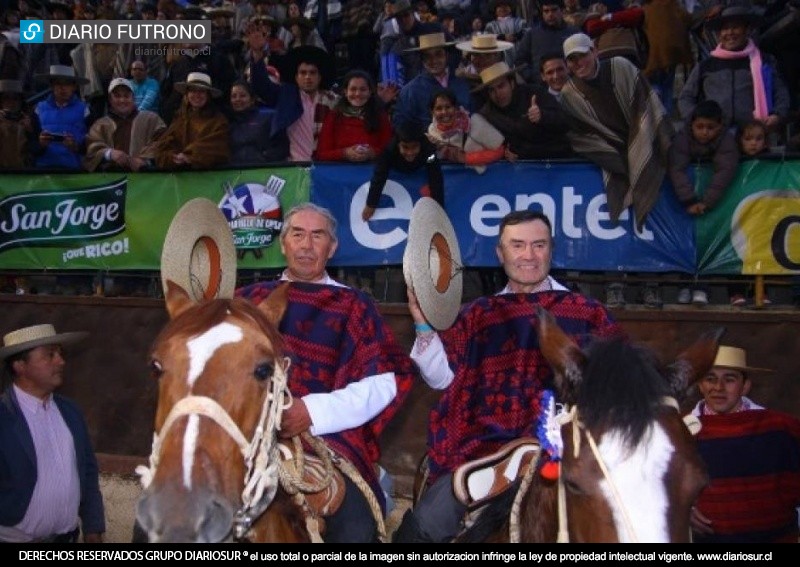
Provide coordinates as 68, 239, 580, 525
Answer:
575, 337, 671, 449
154, 297, 285, 355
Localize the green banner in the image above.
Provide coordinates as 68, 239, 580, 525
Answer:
695, 159, 800, 275
0, 168, 310, 271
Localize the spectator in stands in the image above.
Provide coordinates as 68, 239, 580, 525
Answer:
381, 0, 446, 84
513, 0, 578, 85
242, 15, 287, 108
284, 16, 327, 51
737, 118, 770, 159
677, 5, 790, 137
538, 50, 569, 102
315, 69, 393, 162
393, 32, 472, 129
641, 0, 696, 116
689, 345, 800, 543
227, 80, 289, 166
0, 79, 38, 170
128, 60, 160, 114
426, 88, 504, 173
454, 33, 513, 107
668, 100, 738, 306
475, 61, 572, 159
364, 121, 444, 221
562, 0, 589, 28
483, 0, 528, 65
559, 32, 672, 231
146, 72, 230, 170
34, 65, 90, 170
559, 32, 672, 308
83, 78, 166, 172
583, 1, 647, 68
253, 45, 339, 162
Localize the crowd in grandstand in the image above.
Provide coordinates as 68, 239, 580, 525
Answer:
1, 0, 799, 305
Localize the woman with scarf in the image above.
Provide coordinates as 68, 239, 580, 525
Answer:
148, 72, 230, 170
314, 69, 393, 162
426, 88, 505, 174
677, 5, 790, 138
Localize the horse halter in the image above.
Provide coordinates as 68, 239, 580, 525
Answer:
136, 356, 293, 541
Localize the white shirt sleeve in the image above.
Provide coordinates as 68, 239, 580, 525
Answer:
302, 372, 397, 436
410, 333, 454, 390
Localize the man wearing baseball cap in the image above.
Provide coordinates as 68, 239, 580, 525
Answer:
83, 77, 166, 172
0, 324, 105, 543
689, 345, 800, 543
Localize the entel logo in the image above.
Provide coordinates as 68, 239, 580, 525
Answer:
21, 20, 44, 43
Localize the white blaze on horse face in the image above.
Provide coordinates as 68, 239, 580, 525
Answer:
182, 322, 244, 489
597, 424, 674, 543
186, 322, 243, 387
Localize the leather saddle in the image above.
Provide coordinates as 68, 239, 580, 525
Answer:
452, 438, 541, 509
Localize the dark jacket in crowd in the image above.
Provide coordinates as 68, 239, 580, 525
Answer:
367, 136, 443, 207
228, 106, 289, 166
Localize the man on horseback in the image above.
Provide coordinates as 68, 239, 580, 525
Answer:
236, 203, 417, 543
394, 209, 623, 543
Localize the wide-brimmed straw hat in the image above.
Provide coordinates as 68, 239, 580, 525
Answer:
34, 64, 89, 85
705, 5, 762, 31
403, 197, 462, 330
713, 345, 773, 374
0, 324, 88, 361
457, 33, 514, 54
174, 72, 222, 97
404, 32, 457, 52
472, 61, 526, 92
160, 198, 237, 302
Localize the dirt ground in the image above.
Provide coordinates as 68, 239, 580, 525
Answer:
99, 473, 411, 543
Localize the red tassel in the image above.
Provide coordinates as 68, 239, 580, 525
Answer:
540, 461, 559, 480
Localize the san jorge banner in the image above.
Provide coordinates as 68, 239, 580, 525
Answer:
0, 168, 310, 271
695, 159, 800, 275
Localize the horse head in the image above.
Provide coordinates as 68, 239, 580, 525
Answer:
135, 280, 308, 542
535, 307, 722, 542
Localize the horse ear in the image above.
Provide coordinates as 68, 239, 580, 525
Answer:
536, 306, 586, 402
667, 326, 725, 397
164, 279, 195, 319
257, 281, 290, 328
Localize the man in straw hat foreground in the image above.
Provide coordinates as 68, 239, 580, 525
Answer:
394, 208, 623, 542
236, 203, 417, 542
392, 32, 472, 130
0, 324, 105, 543
688, 345, 800, 543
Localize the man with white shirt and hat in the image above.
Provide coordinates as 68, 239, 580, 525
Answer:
0, 323, 105, 543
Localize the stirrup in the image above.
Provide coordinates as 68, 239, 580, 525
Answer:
452, 438, 540, 508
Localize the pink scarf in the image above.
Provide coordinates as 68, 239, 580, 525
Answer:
710, 39, 769, 120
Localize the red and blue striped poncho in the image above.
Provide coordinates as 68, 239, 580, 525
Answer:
426, 290, 624, 484
694, 409, 800, 543
236, 281, 417, 512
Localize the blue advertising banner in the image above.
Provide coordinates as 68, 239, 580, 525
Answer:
312, 161, 696, 273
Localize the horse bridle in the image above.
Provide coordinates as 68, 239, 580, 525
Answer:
136, 356, 297, 540
510, 396, 683, 544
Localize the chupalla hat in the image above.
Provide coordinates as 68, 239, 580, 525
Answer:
404, 32, 457, 52
160, 198, 237, 302
712, 345, 773, 375
456, 33, 514, 54
403, 197, 462, 330
174, 72, 222, 98
35, 64, 90, 85
472, 61, 526, 92
0, 324, 88, 361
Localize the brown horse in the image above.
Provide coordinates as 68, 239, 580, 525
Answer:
135, 281, 348, 543
455, 308, 721, 543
